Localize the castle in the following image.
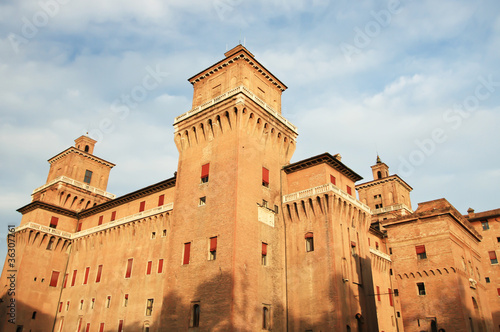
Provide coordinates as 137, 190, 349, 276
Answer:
1, 45, 498, 332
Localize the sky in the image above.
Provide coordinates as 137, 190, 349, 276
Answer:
0, 0, 499, 266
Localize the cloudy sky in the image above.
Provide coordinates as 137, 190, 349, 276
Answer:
1, 0, 499, 264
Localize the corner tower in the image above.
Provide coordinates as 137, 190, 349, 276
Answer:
165, 45, 298, 330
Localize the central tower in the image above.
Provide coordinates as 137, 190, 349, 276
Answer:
164, 45, 298, 330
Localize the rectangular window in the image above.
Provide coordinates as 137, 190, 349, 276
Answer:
262, 167, 270, 187
98, 215, 103, 226
482, 221, 489, 230
158, 259, 164, 273
376, 286, 381, 301
199, 196, 206, 206
111, 211, 116, 221
489, 251, 498, 264
201, 163, 210, 183
146, 299, 154, 316
485, 277, 490, 283
351, 241, 357, 256
183, 243, 191, 265
330, 175, 336, 185
125, 259, 133, 278
63, 273, 68, 288
77, 223, 82, 232
71, 270, 77, 287
262, 305, 271, 330
262, 242, 268, 266
49, 271, 59, 287
146, 261, 152, 275
124, 294, 129, 307
346, 185, 352, 195
91, 298, 95, 309
497, 288, 500, 296
305, 233, 314, 252
59, 302, 63, 313
388, 288, 393, 306
209, 237, 217, 260
50, 216, 59, 229
83, 267, 90, 285
106, 296, 111, 308
417, 282, 426, 295
66, 301, 70, 311
139, 201, 146, 212
416, 245, 427, 259
118, 320, 123, 332
80, 299, 84, 310
151, 232, 156, 239
86, 323, 90, 332
96, 265, 103, 283
394, 289, 399, 296
162, 229, 167, 237
158, 194, 165, 206
99, 323, 104, 332
84, 170, 93, 184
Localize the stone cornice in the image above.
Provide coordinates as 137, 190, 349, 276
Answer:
48, 147, 115, 168
283, 153, 363, 182
32, 176, 116, 199
355, 175, 413, 192
370, 248, 391, 262
17, 201, 77, 218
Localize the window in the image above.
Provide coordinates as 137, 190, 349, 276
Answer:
330, 175, 336, 185
394, 289, 399, 296
201, 163, 210, 183
49, 271, 59, 287
125, 259, 133, 278
416, 245, 427, 259
139, 201, 146, 212
417, 282, 426, 295
86, 323, 90, 332
151, 232, 156, 239
390, 269, 393, 275
497, 237, 500, 243
262, 243, 268, 266
66, 301, 70, 311
192, 303, 200, 327
106, 296, 111, 308
485, 277, 490, 283
49, 216, 59, 229
376, 286, 381, 301
84, 170, 93, 184
482, 221, 489, 230
162, 229, 167, 237
59, 302, 63, 313
388, 288, 393, 306
124, 294, 129, 307
199, 196, 206, 206
389, 247, 392, 255
305, 233, 314, 252
375, 204, 383, 209
96, 265, 103, 283
80, 299, 84, 310
397, 311, 400, 318
146, 261, 152, 275
98, 215, 103, 226
83, 267, 90, 285
77, 223, 82, 232
490, 251, 498, 264
111, 211, 116, 221
375, 241, 379, 250
351, 241, 357, 256
71, 270, 77, 286
497, 288, 500, 296
91, 298, 95, 309
146, 299, 154, 316
46, 237, 55, 250
158, 259, 164, 273
262, 305, 271, 330
32, 311, 36, 319
346, 185, 352, 195
63, 273, 68, 288
158, 194, 165, 206
183, 243, 191, 265
262, 167, 269, 187
274, 205, 279, 213
209, 237, 217, 260
262, 200, 268, 208
99, 323, 105, 332
118, 320, 124, 332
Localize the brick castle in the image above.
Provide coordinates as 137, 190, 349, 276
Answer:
1, 45, 498, 332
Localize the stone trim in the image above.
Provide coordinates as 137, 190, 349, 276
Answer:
370, 248, 392, 262
372, 203, 413, 215
32, 175, 116, 199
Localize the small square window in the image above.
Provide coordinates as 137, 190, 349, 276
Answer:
482, 221, 489, 230
151, 232, 156, 239
497, 237, 500, 243
417, 282, 426, 295
485, 277, 490, 283
394, 289, 399, 296
162, 229, 167, 237
199, 197, 206, 206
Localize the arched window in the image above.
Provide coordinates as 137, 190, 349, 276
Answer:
377, 171, 382, 179
262, 306, 270, 330
84, 145, 89, 152
192, 304, 200, 327
46, 237, 55, 250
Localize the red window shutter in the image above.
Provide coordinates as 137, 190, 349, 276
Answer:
63, 273, 68, 288
376, 286, 381, 301
84, 267, 90, 284
77, 223, 82, 232
98, 215, 103, 225
346, 186, 352, 195
158, 259, 164, 273
305, 232, 313, 239
85, 323, 90, 332
416, 245, 426, 254
210, 237, 217, 252
262, 243, 268, 256
497, 288, 500, 296
49, 271, 59, 287
262, 167, 270, 185
118, 320, 123, 332
50, 216, 59, 227
146, 261, 152, 275
388, 288, 393, 306
158, 194, 165, 206
111, 211, 116, 221
96, 265, 103, 283
183, 243, 191, 265
99, 323, 104, 332
71, 270, 77, 286
125, 259, 133, 278
59, 302, 63, 312
330, 175, 336, 185
125, 294, 129, 300
139, 201, 145, 212
201, 163, 210, 178
351, 241, 356, 247
489, 251, 497, 260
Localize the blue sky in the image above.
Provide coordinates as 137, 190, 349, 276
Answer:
1, 0, 499, 266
